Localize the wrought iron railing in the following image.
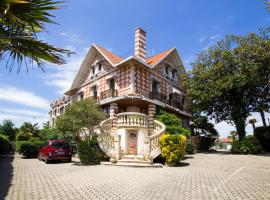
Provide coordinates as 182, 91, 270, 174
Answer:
100, 89, 118, 100
149, 92, 167, 103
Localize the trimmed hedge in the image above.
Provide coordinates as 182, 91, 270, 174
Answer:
17, 140, 44, 158
78, 136, 107, 165
231, 136, 262, 154
0, 134, 10, 155
254, 126, 270, 152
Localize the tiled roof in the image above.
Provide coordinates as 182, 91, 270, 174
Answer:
94, 44, 123, 65
146, 48, 174, 66
221, 138, 233, 143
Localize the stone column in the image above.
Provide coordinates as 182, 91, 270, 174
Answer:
110, 103, 120, 160
147, 104, 156, 136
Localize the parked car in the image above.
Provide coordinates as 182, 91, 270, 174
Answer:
38, 140, 72, 164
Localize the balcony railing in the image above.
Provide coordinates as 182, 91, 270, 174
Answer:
117, 112, 148, 128
149, 92, 167, 103
167, 100, 183, 109
100, 89, 118, 100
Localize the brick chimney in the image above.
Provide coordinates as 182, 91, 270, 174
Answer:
134, 28, 146, 60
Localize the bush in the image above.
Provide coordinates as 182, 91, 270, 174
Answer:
231, 136, 262, 154
186, 139, 196, 154
0, 134, 10, 154
160, 133, 187, 165
17, 132, 33, 141
254, 126, 270, 152
17, 140, 44, 158
77, 136, 107, 165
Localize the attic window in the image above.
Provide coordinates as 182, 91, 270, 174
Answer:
98, 62, 102, 71
92, 67, 95, 75
172, 70, 176, 79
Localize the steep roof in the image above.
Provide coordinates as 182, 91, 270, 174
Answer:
94, 44, 123, 65
146, 48, 174, 66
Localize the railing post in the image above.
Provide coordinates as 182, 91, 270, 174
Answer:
148, 104, 156, 136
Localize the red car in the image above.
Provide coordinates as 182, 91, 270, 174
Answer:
38, 140, 72, 164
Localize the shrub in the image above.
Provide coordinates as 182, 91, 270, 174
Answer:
77, 136, 107, 165
17, 132, 33, 141
231, 136, 262, 154
0, 134, 10, 154
186, 139, 196, 154
17, 140, 44, 158
160, 133, 187, 165
254, 126, 270, 152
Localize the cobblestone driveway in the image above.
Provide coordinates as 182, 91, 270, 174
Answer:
0, 153, 270, 200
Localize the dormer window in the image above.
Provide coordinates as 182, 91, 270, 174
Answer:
172, 70, 176, 79
92, 67, 95, 75
98, 62, 102, 71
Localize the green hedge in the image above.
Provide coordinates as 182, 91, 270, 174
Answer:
254, 126, 270, 152
78, 137, 107, 165
0, 134, 10, 154
231, 136, 262, 154
186, 139, 196, 154
17, 140, 44, 158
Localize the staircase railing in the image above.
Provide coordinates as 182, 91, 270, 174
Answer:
98, 117, 116, 156
117, 112, 148, 128
149, 120, 166, 159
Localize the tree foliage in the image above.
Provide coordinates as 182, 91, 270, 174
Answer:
56, 99, 106, 140
155, 110, 190, 136
0, 119, 16, 141
0, 0, 72, 71
183, 31, 270, 140
190, 115, 218, 136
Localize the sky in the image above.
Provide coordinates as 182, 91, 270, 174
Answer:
0, 0, 269, 138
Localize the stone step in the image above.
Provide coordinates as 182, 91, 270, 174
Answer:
101, 161, 163, 168
120, 155, 145, 161
117, 159, 150, 165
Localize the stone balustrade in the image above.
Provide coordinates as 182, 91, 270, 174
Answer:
117, 112, 148, 128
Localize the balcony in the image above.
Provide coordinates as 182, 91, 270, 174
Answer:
100, 89, 118, 100
167, 100, 183, 110
117, 112, 148, 128
149, 92, 167, 103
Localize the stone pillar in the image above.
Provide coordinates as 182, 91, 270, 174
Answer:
148, 104, 156, 136
110, 103, 120, 160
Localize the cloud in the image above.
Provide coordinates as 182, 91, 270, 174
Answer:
0, 86, 49, 110
199, 36, 206, 42
44, 47, 89, 93
0, 107, 49, 127
59, 32, 86, 44
209, 34, 220, 40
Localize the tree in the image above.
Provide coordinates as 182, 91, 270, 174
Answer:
56, 99, 106, 141
0, 0, 72, 72
155, 110, 190, 136
17, 122, 40, 140
190, 115, 218, 137
183, 31, 270, 141
248, 118, 257, 135
0, 120, 16, 141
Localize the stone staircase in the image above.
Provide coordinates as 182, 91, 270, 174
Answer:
98, 112, 165, 167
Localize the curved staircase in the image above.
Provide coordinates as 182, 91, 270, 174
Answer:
98, 112, 165, 167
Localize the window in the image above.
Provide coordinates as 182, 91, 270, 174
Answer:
152, 80, 159, 93
92, 85, 97, 97
165, 66, 169, 74
108, 78, 115, 90
172, 70, 176, 79
98, 63, 102, 71
92, 67, 95, 75
79, 92, 84, 100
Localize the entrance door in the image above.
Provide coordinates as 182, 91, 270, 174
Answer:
127, 131, 138, 155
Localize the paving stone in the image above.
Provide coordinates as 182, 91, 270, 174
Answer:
0, 153, 270, 199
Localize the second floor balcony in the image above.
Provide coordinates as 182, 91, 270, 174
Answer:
100, 89, 118, 100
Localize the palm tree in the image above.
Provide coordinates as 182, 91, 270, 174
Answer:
0, 0, 72, 72
248, 118, 257, 135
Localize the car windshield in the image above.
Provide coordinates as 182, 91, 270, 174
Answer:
51, 141, 69, 149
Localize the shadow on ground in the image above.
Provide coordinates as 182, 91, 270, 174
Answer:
0, 155, 14, 199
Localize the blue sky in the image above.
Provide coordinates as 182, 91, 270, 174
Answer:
0, 0, 269, 137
